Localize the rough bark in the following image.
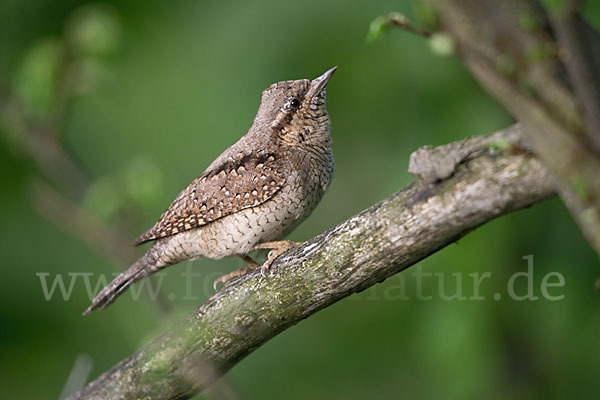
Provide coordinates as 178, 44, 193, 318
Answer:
425, 0, 600, 256
68, 124, 555, 400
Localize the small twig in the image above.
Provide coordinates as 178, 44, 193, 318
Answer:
59, 354, 93, 400
387, 14, 432, 38
29, 179, 136, 265
0, 85, 88, 199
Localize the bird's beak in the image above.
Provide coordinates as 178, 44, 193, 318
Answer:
309, 66, 337, 98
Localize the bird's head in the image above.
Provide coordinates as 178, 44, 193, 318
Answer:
253, 67, 336, 147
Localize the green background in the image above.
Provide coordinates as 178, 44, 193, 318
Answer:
1, 0, 599, 399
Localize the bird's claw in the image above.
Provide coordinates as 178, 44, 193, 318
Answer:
213, 266, 253, 290
255, 240, 300, 278
260, 252, 276, 278
214, 241, 300, 290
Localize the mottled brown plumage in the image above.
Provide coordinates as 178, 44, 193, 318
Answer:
134, 151, 285, 245
85, 67, 336, 314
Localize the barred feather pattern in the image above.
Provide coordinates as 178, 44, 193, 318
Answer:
135, 150, 286, 245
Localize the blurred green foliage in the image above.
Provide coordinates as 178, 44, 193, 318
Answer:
1, 1, 599, 399
14, 38, 64, 118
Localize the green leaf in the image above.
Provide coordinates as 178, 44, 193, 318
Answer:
366, 16, 389, 44
13, 38, 64, 118
65, 3, 121, 58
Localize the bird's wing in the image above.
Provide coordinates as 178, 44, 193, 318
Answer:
134, 150, 286, 245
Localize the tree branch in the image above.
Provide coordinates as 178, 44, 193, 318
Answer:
424, 0, 600, 256
69, 124, 555, 400
549, 1, 600, 151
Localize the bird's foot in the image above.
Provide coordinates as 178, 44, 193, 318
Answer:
213, 255, 260, 290
212, 243, 300, 289
252, 240, 302, 277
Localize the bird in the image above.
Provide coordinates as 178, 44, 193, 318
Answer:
84, 67, 336, 314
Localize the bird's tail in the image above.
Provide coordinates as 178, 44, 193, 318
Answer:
83, 246, 166, 315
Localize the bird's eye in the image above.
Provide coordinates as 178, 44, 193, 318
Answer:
290, 98, 300, 107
